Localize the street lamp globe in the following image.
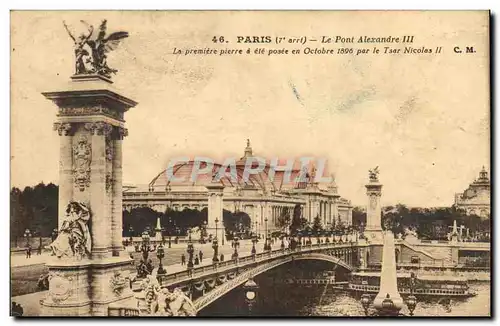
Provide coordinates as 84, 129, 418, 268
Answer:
406, 295, 417, 316
243, 278, 259, 303
246, 290, 256, 301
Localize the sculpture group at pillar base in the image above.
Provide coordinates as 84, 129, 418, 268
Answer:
40, 256, 134, 316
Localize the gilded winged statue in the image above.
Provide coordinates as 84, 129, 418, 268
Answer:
63, 19, 129, 78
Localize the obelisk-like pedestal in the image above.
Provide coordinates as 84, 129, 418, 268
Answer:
40, 74, 137, 316
365, 178, 384, 243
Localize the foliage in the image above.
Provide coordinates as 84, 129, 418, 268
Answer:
352, 206, 367, 230
334, 216, 346, 234
123, 207, 251, 237
10, 183, 58, 240
312, 215, 323, 235
276, 208, 291, 232
289, 204, 303, 236
380, 204, 490, 240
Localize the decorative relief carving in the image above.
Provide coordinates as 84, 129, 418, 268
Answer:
117, 127, 128, 139
110, 271, 128, 296
58, 105, 124, 120
73, 135, 92, 191
106, 173, 114, 193
53, 122, 72, 136
48, 272, 73, 303
84, 121, 113, 136
105, 138, 114, 162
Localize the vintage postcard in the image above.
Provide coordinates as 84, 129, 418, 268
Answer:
10, 11, 490, 317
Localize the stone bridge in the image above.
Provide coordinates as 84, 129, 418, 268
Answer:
109, 242, 359, 315
160, 243, 357, 311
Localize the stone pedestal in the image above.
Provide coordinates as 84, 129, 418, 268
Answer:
373, 232, 403, 314
40, 74, 137, 316
365, 180, 383, 243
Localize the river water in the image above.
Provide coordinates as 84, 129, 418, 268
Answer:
199, 261, 490, 317
298, 282, 490, 317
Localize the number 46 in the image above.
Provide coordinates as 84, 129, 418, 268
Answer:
212, 36, 225, 43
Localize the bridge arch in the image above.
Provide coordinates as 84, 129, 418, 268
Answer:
195, 252, 353, 311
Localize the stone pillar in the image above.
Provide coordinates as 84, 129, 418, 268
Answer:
41, 74, 137, 316
347, 207, 353, 226
206, 184, 225, 239
111, 129, 125, 256
54, 123, 73, 231
87, 123, 112, 259
332, 201, 339, 226
365, 177, 383, 242
311, 197, 319, 221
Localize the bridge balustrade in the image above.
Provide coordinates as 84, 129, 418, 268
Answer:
156, 241, 357, 288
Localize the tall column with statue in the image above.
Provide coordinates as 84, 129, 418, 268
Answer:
365, 166, 383, 242
41, 19, 137, 316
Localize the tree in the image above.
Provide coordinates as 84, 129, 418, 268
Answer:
335, 216, 345, 234
290, 204, 303, 236
276, 209, 291, 233
10, 182, 58, 243
352, 206, 366, 231
312, 215, 323, 235
223, 210, 251, 236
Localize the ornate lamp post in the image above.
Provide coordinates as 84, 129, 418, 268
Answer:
156, 244, 166, 275
406, 272, 417, 316
307, 226, 312, 246
361, 293, 371, 316
186, 228, 194, 274
166, 217, 172, 248
140, 230, 154, 262
251, 234, 257, 257
51, 228, 58, 242
35, 230, 42, 253
406, 295, 417, 316
264, 218, 271, 251
215, 218, 219, 243
232, 233, 239, 260
201, 221, 207, 244
128, 226, 134, 244
243, 278, 259, 316
24, 229, 32, 247
212, 236, 219, 264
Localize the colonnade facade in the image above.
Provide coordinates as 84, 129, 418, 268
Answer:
123, 192, 353, 238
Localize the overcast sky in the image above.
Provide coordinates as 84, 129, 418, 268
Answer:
11, 11, 489, 207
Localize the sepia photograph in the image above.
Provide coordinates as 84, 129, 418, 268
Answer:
9, 10, 490, 317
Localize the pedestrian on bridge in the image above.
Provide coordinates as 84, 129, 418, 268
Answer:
181, 253, 186, 266
220, 253, 224, 262
199, 250, 203, 262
